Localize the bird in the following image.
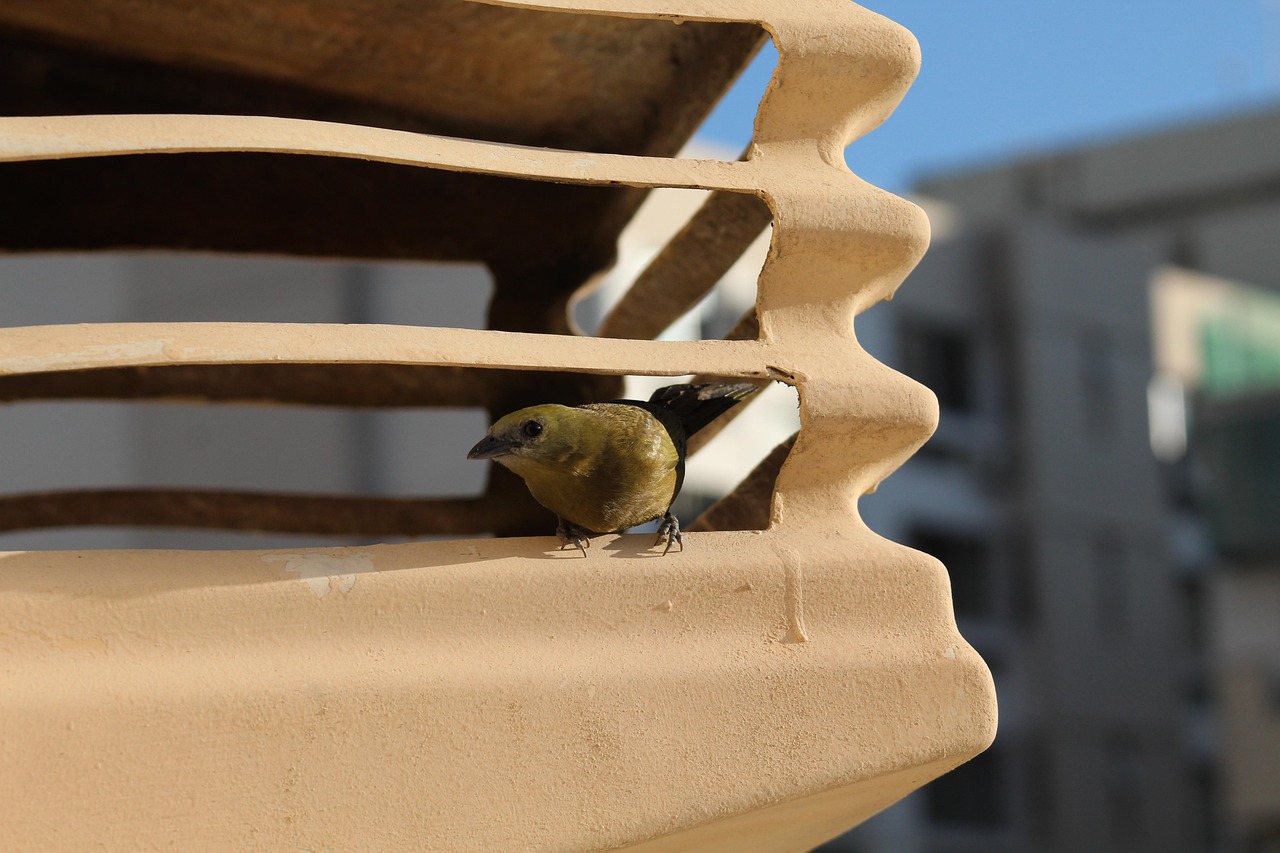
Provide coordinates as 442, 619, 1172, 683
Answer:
467, 382, 757, 556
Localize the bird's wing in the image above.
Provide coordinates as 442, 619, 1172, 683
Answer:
645, 382, 758, 437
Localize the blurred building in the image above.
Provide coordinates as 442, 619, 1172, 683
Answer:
829, 106, 1280, 853
1162, 269, 1280, 853
0, 255, 493, 551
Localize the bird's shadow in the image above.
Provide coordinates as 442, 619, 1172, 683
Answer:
0, 531, 691, 601
578, 534, 673, 560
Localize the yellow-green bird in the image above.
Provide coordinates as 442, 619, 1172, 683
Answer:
467, 382, 755, 555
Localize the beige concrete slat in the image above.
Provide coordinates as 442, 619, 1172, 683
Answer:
598, 190, 772, 341
487, 0, 922, 156
0, 322, 770, 379
0, 113, 755, 189
0, 1, 762, 158
689, 433, 796, 532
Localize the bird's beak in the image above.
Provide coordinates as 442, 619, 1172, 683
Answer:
467, 435, 516, 460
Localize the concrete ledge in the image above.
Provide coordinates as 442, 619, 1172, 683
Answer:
1, 531, 994, 850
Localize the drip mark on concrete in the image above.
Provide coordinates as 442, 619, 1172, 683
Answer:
781, 554, 809, 644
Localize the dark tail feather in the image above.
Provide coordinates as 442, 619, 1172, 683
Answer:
648, 382, 759, 436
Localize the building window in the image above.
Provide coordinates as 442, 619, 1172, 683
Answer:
925, 743, 1006, 828
1026, 734, 1054, 843
910, 527, 992, 620
1103, 731, 1144, 841
1266, 666, 1280, 715
1091, 528, 1129, 637
1008, 528, 1037, 628
1079, 326, 1117, 437
1178, 574, 1207, 657
900, 319, 975, 412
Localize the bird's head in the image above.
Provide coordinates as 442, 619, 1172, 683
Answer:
467, 404, 584, 473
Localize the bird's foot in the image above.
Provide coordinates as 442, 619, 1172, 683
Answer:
654, 512, 683, 555
556, 519, 592, 557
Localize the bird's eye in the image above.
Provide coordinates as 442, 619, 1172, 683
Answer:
522, 420, 543, 439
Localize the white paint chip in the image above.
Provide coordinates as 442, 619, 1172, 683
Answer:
262, 553, 373, 598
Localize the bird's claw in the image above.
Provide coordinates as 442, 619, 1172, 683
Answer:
556, 519, 592, 557
654, 512, 683, 555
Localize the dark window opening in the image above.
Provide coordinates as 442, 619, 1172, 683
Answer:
925, 744, 1006, 828
900, 320, 975, 413
1080, 326, 1117, 438
1091, 528, 1129, 637
911, 527, 993, 620
1104, 731, 1145, 841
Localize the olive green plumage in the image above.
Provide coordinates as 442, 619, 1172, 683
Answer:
467, 382, 755, 554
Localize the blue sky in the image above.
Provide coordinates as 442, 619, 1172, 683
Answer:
696, 1, 1280, 193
